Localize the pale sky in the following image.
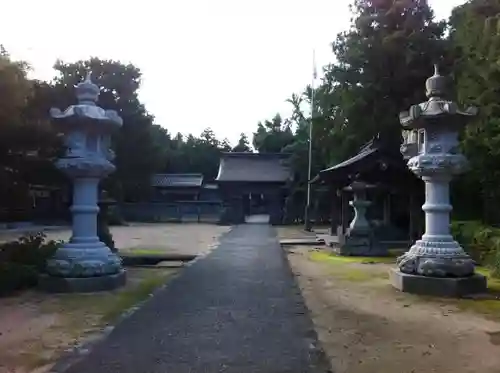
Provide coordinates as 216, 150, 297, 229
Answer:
1, 0, 465, 144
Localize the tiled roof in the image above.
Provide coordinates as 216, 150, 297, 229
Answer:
151, 173, 204, 188
312, 134, 407, 183
319, 147, 378, 174
216, 153, 293, 183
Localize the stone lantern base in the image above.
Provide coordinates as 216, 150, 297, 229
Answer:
39, 270, 126, 293
390, 268, 486, 297
334, 230, 388, 257
39, 240, 126, 293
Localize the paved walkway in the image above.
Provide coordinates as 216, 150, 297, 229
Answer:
64, 224, 329, 373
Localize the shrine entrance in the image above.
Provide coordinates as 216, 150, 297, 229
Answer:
242, 193, 270, 224
242, 193, 268, 216
215, 153, 293, 225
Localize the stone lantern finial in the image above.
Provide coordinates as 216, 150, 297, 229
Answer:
425, 63, 447, 99
75, 71, 100, 105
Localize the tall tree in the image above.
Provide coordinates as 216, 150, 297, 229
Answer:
0, 48, 62, 219
277, 0, 448, 221
51, 58, 164, 201
252, 114, 294, 153
317, 0, 447, 160
232, 133, 252, 152
449, 0, 500, 223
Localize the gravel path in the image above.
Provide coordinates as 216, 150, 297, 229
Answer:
63, 224, 329, 373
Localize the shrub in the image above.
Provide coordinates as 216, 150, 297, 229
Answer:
0, 232, 60, 270
490, 247, 500, 279
452, 220, 500, 277
0, 232, 61, 295
0, 262, 39, 296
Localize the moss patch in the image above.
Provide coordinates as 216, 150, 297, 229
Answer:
475, 267, 500, 292
101, 271, 173, 323
309, 250, 396, 265
331, 267, 390, 282
455, 298, 500, 319
47, 268, 175, 324
305, 248, 500, 320
120, 248, 167, 256
308, 251, 390, 283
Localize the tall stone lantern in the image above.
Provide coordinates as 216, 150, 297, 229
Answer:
39, 73, 126, 293
390, 65, 486, 297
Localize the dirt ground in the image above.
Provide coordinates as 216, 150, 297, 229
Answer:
0, 223, 230, 373
0, 223, 231, 255
286, 245, 500, 373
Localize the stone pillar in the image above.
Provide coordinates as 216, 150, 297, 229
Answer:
71, 177, 100, 243
391, 65, 486, 296
39, 73, 125, 293
348, 186, 371, 234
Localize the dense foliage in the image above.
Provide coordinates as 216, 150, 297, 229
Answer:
0, 55, 235, 214
3, 0, 500, 270
0, 233, 60, 295
449, 0, 500, 223
250, 0, 500, 231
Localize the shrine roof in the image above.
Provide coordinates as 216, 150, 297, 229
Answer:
151, 173, 204, 188
312, 135, 407, 184
319, 147, 378, 174
216, 152, 293, 183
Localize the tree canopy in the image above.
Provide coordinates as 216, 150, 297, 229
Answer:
3, 0, 500, 225
232, 133, 252, 153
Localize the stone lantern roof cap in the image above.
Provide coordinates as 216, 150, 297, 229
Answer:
344, 180, 377, 192
49, 71, 123, 128
76, 72, 100, 105
399, 64, 478, 130
426, 64, 447, 99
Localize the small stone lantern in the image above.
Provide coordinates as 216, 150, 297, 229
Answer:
346, 179, 373, 234
336, 177, 386, 256
391, 65, 486, 297
39, 73, 126, 292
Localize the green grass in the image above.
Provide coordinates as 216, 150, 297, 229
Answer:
455, 297, 500, 318
331, 268, 390, 282
308, 248, 500, 319
308, 251, 391, 283
309, 251, 397, 265
475, 267, 500, 292
120, 248, 167, 256
100, 272, 171, 323
46, 268, 177, 324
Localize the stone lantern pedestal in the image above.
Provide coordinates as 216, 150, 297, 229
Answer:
390, 65, 486, 297
336, 179, 386, 256
39, 73, 126, 293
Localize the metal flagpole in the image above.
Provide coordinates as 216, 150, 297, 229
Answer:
304, 49, 317, 231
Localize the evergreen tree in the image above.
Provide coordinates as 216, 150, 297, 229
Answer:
232, 133, 252, 152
